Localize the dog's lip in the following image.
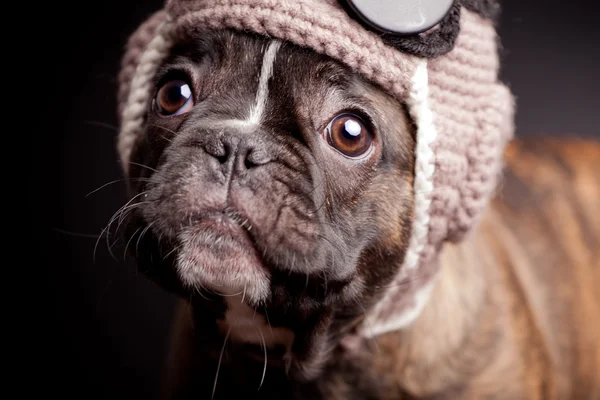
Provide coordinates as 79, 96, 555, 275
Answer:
176, 209, 271, 300
188, 209, 271, 271
187, 211, 264, 265
194, 210, 256, 242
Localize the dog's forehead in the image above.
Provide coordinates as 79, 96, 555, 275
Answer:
165, 31, 357, 90
159, 31, 397, 140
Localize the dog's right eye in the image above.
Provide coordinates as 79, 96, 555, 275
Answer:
323, 113, 374, 159
154, 80, 194, 117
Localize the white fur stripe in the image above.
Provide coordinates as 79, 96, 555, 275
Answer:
362, 59, 438, 338
247, 41, 281, 125
120, 26, 437, 337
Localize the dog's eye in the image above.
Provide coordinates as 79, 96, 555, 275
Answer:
324, 114, 373, 158
154, 80, 194, 116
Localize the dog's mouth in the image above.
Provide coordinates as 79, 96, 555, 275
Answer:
127, 205, 358, 380
175, 210, 272, 303
193, 212, 258, 256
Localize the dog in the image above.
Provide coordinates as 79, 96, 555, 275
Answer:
117, 27, 600, 399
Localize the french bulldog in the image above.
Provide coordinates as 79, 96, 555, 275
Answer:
119, 30, 600, 399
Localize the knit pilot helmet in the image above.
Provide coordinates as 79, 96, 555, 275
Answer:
117, 0, 515, 337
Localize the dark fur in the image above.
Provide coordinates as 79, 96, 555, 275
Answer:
289, 138, 600, 400
155, 138, 600, 400
121, 31, 600, 399
123, 30, 415, 394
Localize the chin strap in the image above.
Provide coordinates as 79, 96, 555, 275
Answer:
359, 59, 440, 338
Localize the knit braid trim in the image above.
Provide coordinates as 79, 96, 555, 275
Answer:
116, 2, 515, 337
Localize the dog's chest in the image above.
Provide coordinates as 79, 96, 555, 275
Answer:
217, 295, 295, 353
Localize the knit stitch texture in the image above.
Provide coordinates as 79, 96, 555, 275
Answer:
116, 0, 515, 335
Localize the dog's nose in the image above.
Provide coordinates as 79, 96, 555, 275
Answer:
203, 135, 271, 171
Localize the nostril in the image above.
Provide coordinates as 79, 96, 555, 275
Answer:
216, 153, 229, 164
243, 149, 269, 169
244, 157, 257, 170
204, 142, 229, 164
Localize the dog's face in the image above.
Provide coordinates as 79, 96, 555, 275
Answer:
124, 30, 415, 379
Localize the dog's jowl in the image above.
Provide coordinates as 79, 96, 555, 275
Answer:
115, 1, 600, 399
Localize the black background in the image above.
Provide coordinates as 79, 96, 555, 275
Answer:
36, 1, 598, 398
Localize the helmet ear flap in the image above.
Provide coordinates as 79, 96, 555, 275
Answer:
117, 10, 168, 119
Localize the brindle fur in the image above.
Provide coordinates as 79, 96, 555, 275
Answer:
120, 30, 600, 399
164, 138, 600, 399
309, 137, 600, 400
126, 30, 417, 390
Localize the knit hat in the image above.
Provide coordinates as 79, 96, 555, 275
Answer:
117, 0, 515, 337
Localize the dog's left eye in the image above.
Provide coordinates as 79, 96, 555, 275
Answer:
154, 79, 194, 117
324, 114, 373, 158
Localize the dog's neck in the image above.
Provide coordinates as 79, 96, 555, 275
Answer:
300, 206, 526, 399
343, 202, 571, 399
372, 213, 505, 396
169, 208, 508, 398
166, 197, 586, 399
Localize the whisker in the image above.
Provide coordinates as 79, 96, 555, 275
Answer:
212, 328, 231, 400
335, 315, 364, 338
360, 304, 381, 353
306, 177, 326, 196
108, 205, 145, 256
85, 177, 150, 198
218, 291, 245, 297
202, 281, 245, 297
148, 123, 177, 142
263, 307, 274, 339
193, 284, 211, 302
313, 196, 329, 214
315, 220, 344, 229
123, 226, 143, 261
257, 327, 268, 391
93, 223, 112, 264
105, 229, 119, 260
53, 228, 100, 239
104, 192, 149, 261
117, 201, 148, 226
162, 243, 184, 261
105, 191, 148, 229
94, 206, 134, 263
83, 120, 119, 132
128, 161, 158, 173
377, 272, 428, 291
241, 283, 247, 303
136, 221, 156, 258
314, 233, 338, 249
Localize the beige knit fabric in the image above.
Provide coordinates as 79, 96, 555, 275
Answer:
117, 0, 515, 336
364, 10, 514, 335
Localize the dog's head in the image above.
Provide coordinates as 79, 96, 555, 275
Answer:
124, 30, 414, 377
116, 0, 513, 381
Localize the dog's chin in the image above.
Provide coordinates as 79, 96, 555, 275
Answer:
176, 217, 271, 304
